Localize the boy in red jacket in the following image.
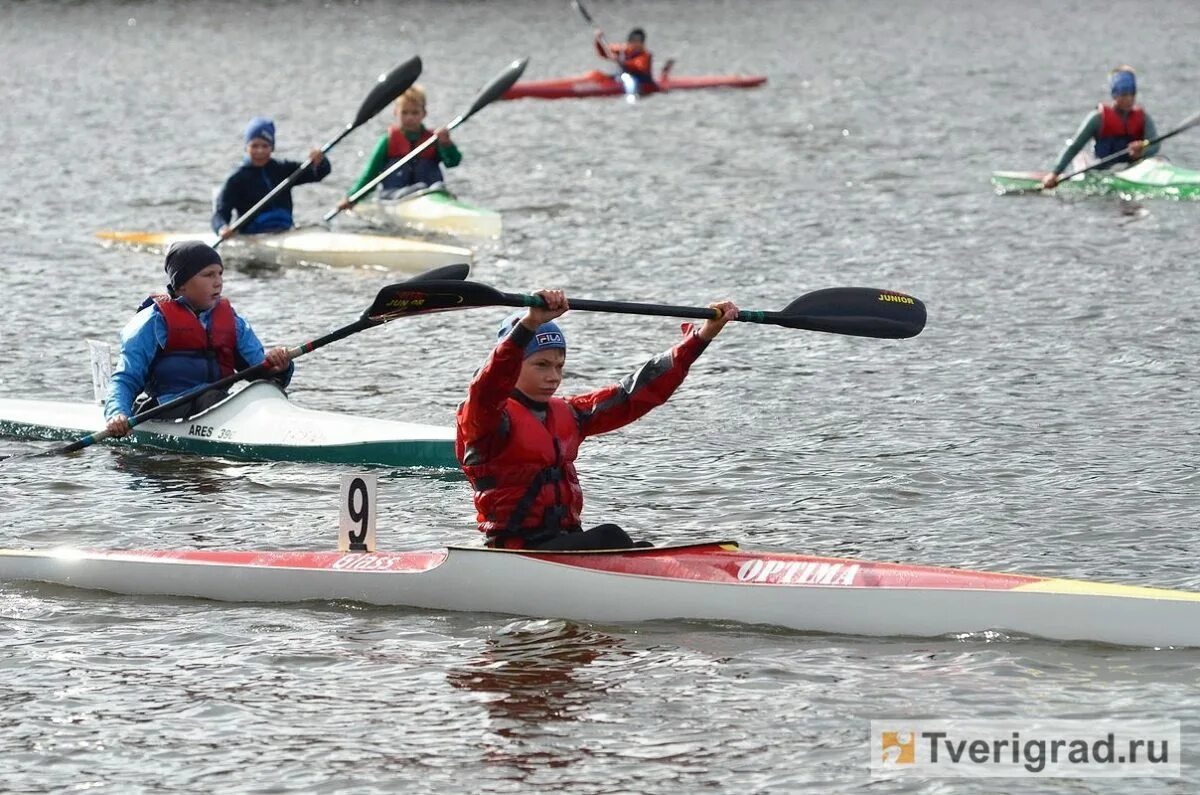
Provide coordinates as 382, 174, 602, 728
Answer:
456, 290, 737, 551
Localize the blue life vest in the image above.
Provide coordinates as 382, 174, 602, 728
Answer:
241, 166, 294, 233
242, 206, 294, 234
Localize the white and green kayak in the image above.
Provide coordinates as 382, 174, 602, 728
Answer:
350, 188, 501, 239
97, 228, 473, 272
0, 381, 457, 469
991, 157, 1200, 199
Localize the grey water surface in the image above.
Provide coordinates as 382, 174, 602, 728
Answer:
1, 0, 1198, 792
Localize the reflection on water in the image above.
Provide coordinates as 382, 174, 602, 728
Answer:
447, 620, 626, 770
111, 449, 251, 497
448, 620, 620, 721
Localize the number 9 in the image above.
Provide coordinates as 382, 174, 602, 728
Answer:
347, 477, 369, 549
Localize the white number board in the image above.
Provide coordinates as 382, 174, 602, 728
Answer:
339, 474, 378, 553
87, 340, 113, 405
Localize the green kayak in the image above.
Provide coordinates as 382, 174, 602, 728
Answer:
991, 157, 1200, 199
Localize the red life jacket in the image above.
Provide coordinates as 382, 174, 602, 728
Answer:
154, 295, 237, 378
617, 47, 652, 77
460, 397, 585, 548
598, 40, 653, 77
1097, 103, 1145, 139
386, 126, 440, 161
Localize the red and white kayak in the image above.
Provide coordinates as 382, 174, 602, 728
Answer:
501, 69, 767, 100
1, 542, 1198, 647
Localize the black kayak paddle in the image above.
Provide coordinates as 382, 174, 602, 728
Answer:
354, 279, 927, 340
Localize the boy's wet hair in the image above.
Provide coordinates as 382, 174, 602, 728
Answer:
398, 85, 427, 111
628, 28, 646, 42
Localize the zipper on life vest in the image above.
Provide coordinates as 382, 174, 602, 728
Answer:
551, 438, 566, 525
205, 319, 218, 382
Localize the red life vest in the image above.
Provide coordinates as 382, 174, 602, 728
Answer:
597, 39, 653, 77
1097, 103, 1145, 140
154, 295, 237, 378
386, 126, 440, 161
460, 397, 585, 548
616, 47, 652, 77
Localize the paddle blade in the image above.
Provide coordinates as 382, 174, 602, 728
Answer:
1174, 110, 1200, 134
462, 58, 530, 121
573, 0, 597, 25
774, 288, 926, 339
352, 56, 423, 127
96, 230, 169, 246
404, 263, 471, 282
363, 279, 515, 322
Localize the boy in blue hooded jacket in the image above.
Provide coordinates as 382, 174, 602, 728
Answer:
212, 117, 331, 237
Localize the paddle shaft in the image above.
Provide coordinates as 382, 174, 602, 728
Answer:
515, 294, 802, 328
575, 0, 616, 63
548, 295, 720, 321
1056, 111, 1200, 182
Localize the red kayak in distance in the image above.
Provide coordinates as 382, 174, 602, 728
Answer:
501, 68, 767, 100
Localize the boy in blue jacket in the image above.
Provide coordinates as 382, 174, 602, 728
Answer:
104, 241, 292, 436
212, 117, 331, 237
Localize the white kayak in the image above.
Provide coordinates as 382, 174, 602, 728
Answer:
0, 381, 456, 468
96, 228, 473, 272
351, 188, 502, 240
2, 540, 1198, 647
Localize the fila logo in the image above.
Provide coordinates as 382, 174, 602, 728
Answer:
536, 332, 564, 346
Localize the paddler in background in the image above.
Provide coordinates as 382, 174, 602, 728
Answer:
212, 117, 331, 238
595, 27, 659, 95
103, 241, 292, 437
1041, 66, 1159, 189
335, 86, 462, 209
456, 290, 738, 551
